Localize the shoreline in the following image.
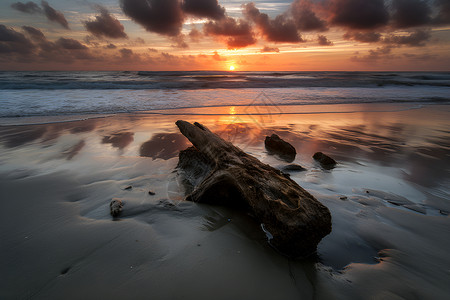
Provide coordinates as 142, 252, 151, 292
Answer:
0, 102, 437, 126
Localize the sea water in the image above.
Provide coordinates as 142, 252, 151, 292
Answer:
0, 71, 449, 119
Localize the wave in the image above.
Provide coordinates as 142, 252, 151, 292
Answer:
0, 71, 449, 90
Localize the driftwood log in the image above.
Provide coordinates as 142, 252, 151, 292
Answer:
176, 120, 332, 257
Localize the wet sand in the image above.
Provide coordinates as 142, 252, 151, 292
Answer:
0, 104, 449, 299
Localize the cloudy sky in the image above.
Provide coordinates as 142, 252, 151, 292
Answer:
1, 0, 449, 71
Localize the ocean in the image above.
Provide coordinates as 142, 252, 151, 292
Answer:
1, 71, 450, 298
0, 71, 449, 119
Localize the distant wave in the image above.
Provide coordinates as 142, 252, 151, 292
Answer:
0, 71, 449, 90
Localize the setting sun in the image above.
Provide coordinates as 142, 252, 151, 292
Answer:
229, 66, 235, 71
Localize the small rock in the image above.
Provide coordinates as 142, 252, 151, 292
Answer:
282, 164, 306, 172
339, 196, 348, 200
313, 152, 336, 169
124, 186, 132, 190
148, 190, 156, 195
110, 199, 123, 217
264, 134, 296, 162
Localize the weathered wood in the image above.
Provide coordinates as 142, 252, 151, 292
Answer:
176, 120, 332, 257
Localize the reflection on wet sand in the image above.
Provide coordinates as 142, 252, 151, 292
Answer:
0, 126, 47, 148
102, 132, 134, 150
140, 133, 191, 160
62, 140, 85, 160
0, 119, 99, 148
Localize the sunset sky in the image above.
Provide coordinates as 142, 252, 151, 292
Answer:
1, 0, 450, 71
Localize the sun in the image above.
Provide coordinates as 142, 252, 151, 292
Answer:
229, 65, 235, 71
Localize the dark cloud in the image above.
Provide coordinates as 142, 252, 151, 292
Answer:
22, 25, 46, 41
433, 0, 450, 25
84, 6, 128, 39
120, 0, 183, 36
318, 35, 333, 46
114, 47, 151, 64
181, 0, 225, 20
243, 3, 302, 43
0, 25, 95, 64
383, 29, 431, 47
11, 1, 69, 29
291, 0, 327, 31
204, 16, 256, 49
260, 46, 280, 53
343, 31, 381, 43
56, 37, 88, 50
105, 43, 117, 49
41, 1, 69, 29
11, 1, 42, 14
119, 48, 133, 58
0, 24, 35, 54
329, 0, 389, 29
391, 0, 431, 28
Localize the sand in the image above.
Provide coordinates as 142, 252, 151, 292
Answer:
0, 103, 449, 299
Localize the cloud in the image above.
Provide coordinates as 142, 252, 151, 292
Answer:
171, 34, 188, 48
212, 50, 226, 61
56, 37, 88, 50
204, 16, 256, 49
402, 52, 436, 61
0, 25, 94, 63
328, 0, 389, 29
351, 45, 393, 62
181, 0, 225, 20
243, 3, 302, 43
291, 0, 327, 31
120, 0, 184, 36
135, 37, 145, 44
189, 28, 202, 42
343, 31, 381, 43
84, 6, 128, 39
119, 48, 133, 58
391, 0, 431, 28
260, 46, 280, 53
105, 43, 117, 49
41, 1, 69, 29
383, 29, 431, 47
0, 24, 35, 54
22, 25, 46, 40
11, 1, 42, 14
11, 1, 69, 29
433, 0, 450, 25
317, 35, 333, 46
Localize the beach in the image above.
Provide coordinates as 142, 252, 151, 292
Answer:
1, 103, 449, 299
